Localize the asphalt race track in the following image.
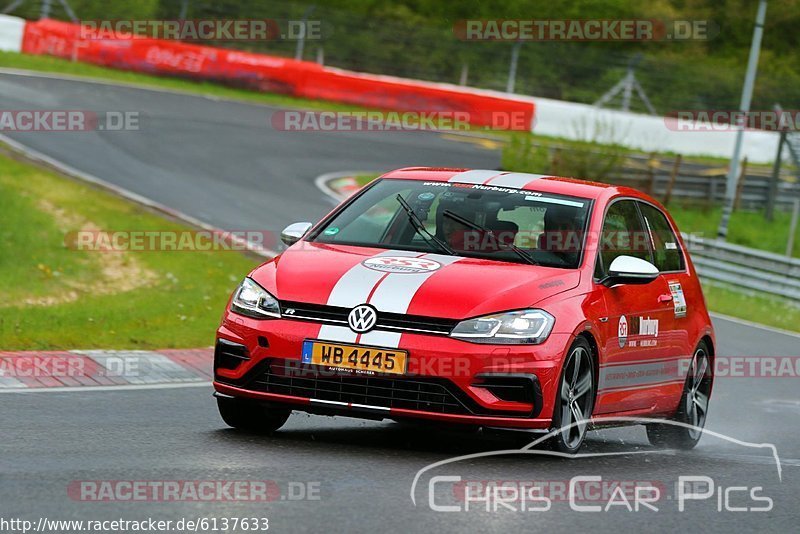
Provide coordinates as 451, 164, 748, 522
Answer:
0, 70, 500, 234
2, 71, 799, 532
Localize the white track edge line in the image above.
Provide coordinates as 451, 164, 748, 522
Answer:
710, 312, 800, 340
0, 381, 213, 394
0, 133, 276, 258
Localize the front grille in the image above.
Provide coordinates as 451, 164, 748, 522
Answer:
248, 359, 472, 415
280, 300, 458, 335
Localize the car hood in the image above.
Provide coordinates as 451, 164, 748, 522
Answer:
250, 243, 581, 319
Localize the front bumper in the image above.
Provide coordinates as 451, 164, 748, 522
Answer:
213, 311, 572, 430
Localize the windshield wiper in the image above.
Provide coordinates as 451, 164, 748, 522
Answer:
442, 209, 538, 266
395, 195, 456, 256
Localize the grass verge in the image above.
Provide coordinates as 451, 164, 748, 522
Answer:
669, 203, 800, 257
0, 150, 259, 350
701, 281, 800, 333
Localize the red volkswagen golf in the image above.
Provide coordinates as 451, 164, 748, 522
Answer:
213, 167, 714, 453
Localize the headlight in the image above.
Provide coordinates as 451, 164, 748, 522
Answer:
450, 309, 554, 344
230, 277, 281, 319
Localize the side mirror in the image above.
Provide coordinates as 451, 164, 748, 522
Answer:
280, 222, 313, 246
601, 255, 659, 287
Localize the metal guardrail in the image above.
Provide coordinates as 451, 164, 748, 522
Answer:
684, 233, 800, 302
507, 137, 800, 210
617, 168, 800, 210
613, 154, 800, 210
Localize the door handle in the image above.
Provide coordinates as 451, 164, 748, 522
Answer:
658, 293, 674, 303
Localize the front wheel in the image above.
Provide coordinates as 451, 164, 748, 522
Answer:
217, 397, 291, 434
646, 341, 713, 450
549, 337, 596, 454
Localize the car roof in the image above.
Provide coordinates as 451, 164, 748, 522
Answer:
379, 167, 653, 204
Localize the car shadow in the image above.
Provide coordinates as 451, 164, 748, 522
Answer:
207, 415, 655, 460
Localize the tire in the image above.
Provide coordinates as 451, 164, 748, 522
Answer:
549, 337, 596, 454
217, 397, 291, 434
646, 340, 713, 450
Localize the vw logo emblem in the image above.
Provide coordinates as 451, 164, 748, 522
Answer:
348, 304, 378, 333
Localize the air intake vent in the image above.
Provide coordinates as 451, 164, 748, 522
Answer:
214, 339, 250, 371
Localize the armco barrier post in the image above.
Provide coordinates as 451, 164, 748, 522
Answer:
734, 157, 748, 211
787, 199, 800, 258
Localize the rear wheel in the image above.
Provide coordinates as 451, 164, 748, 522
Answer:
217, 397, 291, 434
550, 337, 596, 454
646, 341, 712, 449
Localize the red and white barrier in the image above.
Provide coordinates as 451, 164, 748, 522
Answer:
19, 18, 535, 130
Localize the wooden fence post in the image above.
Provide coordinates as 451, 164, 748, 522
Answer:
551, 147, 562, 176
646, 152, 658, 195
766, 130, 787, 221
663, 154, 682, 206
708, 177, 718, 205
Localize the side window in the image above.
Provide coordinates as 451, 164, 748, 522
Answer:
597, 200, 652, 277
638, 203, 685, 272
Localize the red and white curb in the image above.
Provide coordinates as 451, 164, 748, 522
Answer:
0, 348, 212, 391
314, 171, 375, 202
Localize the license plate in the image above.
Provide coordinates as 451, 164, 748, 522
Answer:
301, 340, 407, 375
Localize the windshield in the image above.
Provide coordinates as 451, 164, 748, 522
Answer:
311, 179, 591, 269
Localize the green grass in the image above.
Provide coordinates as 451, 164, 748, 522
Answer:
701, 282, 800, 333
500, 131, 776, 172
668, 203, 800, 258
353, 174, 378, 187
0, 151, 259, 350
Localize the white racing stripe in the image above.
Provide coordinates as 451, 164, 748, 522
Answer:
317, 251, 461, 348
365, 254, 461, 314
317, 325, 359, 343
447, 169, 503, 184
487, 172, 549, 188
357, 330, 403, 347
447, 170, 550, 188
317, 250, 417, 343
359, 253, 461, 347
